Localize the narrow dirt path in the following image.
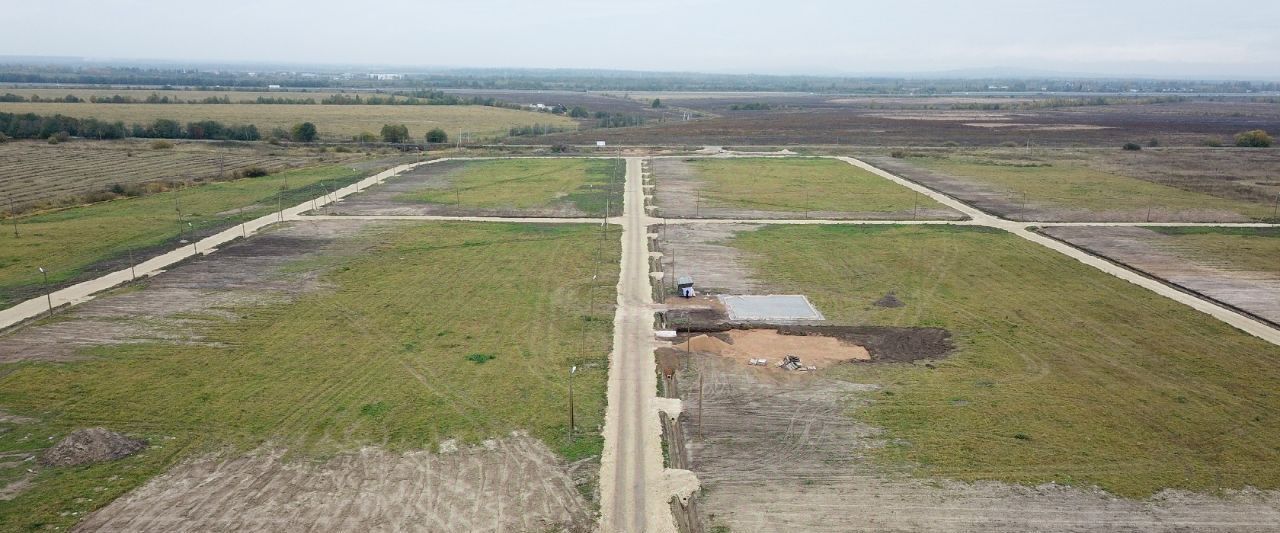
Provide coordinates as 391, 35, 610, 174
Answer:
598, 158, 679, 533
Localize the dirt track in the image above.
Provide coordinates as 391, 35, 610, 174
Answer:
75, 435, 593, 533
599, 157, 683, 532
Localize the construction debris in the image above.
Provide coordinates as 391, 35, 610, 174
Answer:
748, 358, 768, 366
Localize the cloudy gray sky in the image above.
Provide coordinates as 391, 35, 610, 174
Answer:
5, 0, 1278, 78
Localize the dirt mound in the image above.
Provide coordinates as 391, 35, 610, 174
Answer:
873, 292, 905, 308
39, 428, 147, 467
775, 325, 952, 363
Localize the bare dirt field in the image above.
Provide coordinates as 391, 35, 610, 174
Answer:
1042, 226, 1280, 325
674, 353, 1280, 532
0, 220, 379, 363
654, 223, 765, 299
542, 100, 1280, 147
75, 434, 593, 532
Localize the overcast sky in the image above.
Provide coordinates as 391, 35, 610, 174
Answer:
5, 0, 1279, 79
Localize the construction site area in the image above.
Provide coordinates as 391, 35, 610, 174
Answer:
2, 150, 1280, 533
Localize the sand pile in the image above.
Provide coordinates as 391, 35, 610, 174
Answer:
681, 330, 870, 369
40, 428, 147, 467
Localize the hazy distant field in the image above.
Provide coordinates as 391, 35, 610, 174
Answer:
0, 101, 577, 141
0, 139, 364, 209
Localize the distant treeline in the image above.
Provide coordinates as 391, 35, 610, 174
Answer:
0, 111, 260, 141
4, 63, 1278, 94
0, 89, 521, 108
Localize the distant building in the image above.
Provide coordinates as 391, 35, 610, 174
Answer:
369, 73, 404, 81
677, 276, 695, 298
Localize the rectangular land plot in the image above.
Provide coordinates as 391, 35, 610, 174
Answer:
329, 158, 623, 217
652, 157, 961, 220
869, 148, 1280, 222
0, 139, 364, 211
0, 165, 375, 310
0, 220, 618, 531
719, 294, 824, 321
1043, 226, 1280, 325
671, 224, 1280, 531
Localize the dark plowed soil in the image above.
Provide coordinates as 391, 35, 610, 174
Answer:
40, 428, 146, 467
668, 320, 953, 363
775, 325, 953, 362
663, 307, 729, 331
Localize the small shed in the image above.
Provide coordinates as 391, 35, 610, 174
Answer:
676, 276, 695, 298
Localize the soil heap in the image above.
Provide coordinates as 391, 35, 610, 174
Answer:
39, 428, 147, 467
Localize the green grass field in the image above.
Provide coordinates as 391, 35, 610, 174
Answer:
0, 101, 577, 142
0, 165, 369, 308
688, 158, 944, 214
909, 156, 1275, 219
401, 159, 624, 216
1147, 226, 1280, 274
0, 221, 618, 530
731, 225, 1280, 497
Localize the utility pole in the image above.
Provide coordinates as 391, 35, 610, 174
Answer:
698, 370, 704, 440
128, 248, 136, 280
175, 183, 184, 242
1274, 192, 1279, 219
568, 366, 577, 439
8, 196, 16, 238
39, 267, 52, 317
913, 191, 920, 220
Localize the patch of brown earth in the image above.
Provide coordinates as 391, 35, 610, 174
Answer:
777, 325, 953, 363
653, 223, 764, 296
676, 330, 870, 369
40, 428, 147, 467
75, 434, 594, 533
672, 324, 953, 364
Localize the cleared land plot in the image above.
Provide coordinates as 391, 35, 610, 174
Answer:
1043, 226, 1280, 325
869, 149, 1278, 222
0, 139, 363, 211
667, 224, 1280, 529
652, 157, 960, 220
0, 101, 576, 142
0, 220, 618, 531
0, 165, 370, 309
544, 99, 1280, 147
331, 158, 623, 217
